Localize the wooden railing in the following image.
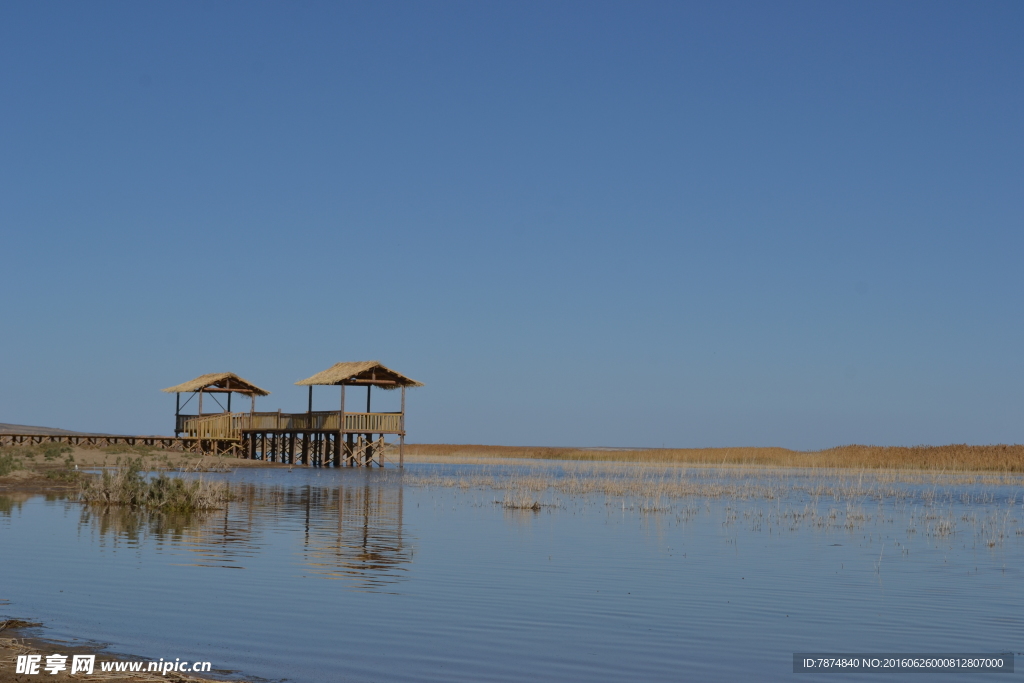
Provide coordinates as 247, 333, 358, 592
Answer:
179, 411, 404, 439
342, 412, 403, 433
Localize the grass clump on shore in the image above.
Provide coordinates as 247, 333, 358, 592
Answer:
80, 458, 231, 511
0, 442, 73, 473
0, 452, 21, 477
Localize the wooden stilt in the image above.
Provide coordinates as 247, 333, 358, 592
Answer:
339, 384, 346, 470
400, 386, 406, 469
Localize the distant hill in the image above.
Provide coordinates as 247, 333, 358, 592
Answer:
0, 423, 98, 435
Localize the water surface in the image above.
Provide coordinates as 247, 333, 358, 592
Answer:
1, 464, 1021, 682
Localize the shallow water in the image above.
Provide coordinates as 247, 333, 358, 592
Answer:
1, 464, 1022, 682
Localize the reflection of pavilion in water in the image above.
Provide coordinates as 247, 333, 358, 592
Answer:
78, 480, 412, 590
298, 484, 409, 587
200, 482, 411, 589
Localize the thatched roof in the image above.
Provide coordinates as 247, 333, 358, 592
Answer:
162, 373, 270, 396
295, 361, 423, 389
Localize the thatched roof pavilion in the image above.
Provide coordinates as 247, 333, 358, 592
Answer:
295, 361, 423, 389
295, 362, 422, 467
163, 373, 270, 396
163, 364, 420, 467
163, 373, 269, 433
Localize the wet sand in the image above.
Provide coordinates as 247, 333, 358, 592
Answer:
0, 620, 243, 682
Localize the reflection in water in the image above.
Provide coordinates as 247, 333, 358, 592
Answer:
0, 494, 29, 516
301, 484, 408, 587
76, 479, 411, 591
78, 505, 208, 545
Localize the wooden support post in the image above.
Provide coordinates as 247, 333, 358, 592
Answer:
339, 383, 346, 464
250, 394, 256, 414
198, 390, 203, 416
301, 433, 308, 466
366, 385, 371, 413
227, 392, 232, 413
175, 393, 181, 436
308, 386, 313, 414
400, 386, 406, 469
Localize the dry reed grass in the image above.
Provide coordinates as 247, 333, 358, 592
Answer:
405, 458, 1024, 544
79, 458, 231, 511
405, 443, 1024, 472
501, 489, 543, 510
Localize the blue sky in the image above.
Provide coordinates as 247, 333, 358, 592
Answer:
1, 2, 1022, 449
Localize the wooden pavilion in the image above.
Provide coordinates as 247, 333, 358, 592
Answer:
163, 372, 270, 443
292, 361, 424, 468
167, 362, 422, 467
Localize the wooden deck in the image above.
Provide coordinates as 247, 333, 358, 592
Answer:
178, 411, 403, 440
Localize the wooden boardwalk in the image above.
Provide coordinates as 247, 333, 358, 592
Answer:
0, 432, 244, 456
0, 430, 394, 465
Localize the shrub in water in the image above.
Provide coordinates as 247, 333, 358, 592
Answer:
80, 457, 231, 511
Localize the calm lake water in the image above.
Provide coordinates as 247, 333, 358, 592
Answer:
1, 463, 1022, 682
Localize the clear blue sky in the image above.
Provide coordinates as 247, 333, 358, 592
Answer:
1, 2, 1022, 449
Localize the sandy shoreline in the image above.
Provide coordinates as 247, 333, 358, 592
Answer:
0, 620, 244, 683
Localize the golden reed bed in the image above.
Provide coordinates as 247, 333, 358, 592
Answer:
404, 443, 1024, 472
